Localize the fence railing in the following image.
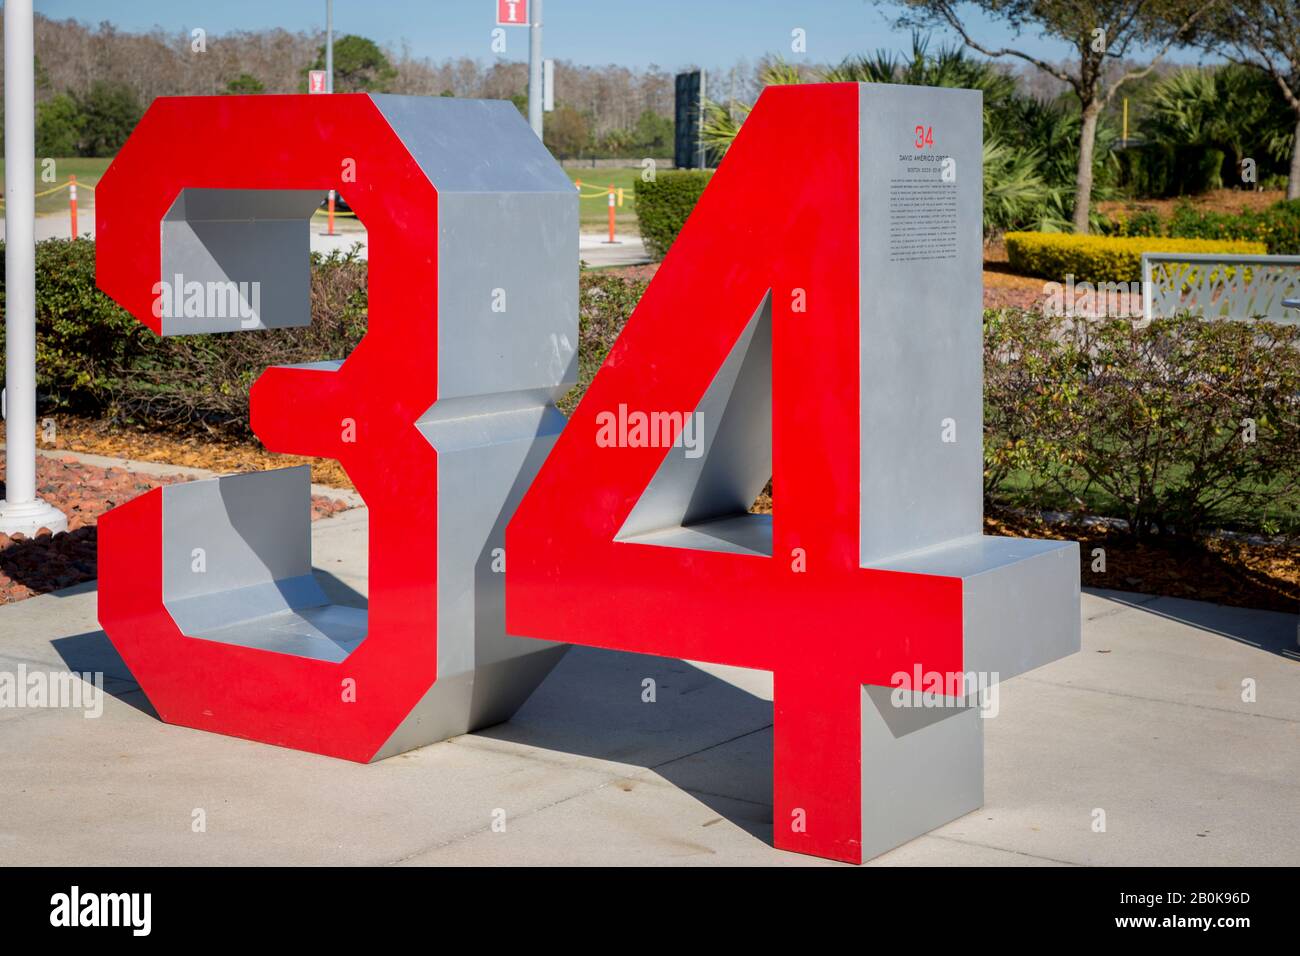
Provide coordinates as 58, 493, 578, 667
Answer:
1142, 251, 1300, 324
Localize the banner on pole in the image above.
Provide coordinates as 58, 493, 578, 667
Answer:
497, 0, 528, 26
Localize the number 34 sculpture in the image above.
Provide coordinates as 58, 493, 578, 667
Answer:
95, 83, 1079, 864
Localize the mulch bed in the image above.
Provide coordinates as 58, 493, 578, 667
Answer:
41, 415, 353, 489
6, 438, 1294, 613
0, 455, 350, 605
988, 509, 1298, 614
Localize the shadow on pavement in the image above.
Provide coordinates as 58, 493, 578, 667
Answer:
476, 645, 775, 846
1090, 587, 1299, 659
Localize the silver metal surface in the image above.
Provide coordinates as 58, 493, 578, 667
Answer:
367, 94, 578, 754
617, 292, 772, 547
858, 83, 985, 563
872, 533, 1081, 679
160, 188, 321, 335
847, 84, 1078, 856
1142, 251, 1300, 324
161, 466, 364, 661
860, 685, 983, 862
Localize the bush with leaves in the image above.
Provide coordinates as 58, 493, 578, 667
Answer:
1005, 232, 1266, 283
1140, 65, 1293, 190
0, 239, 369, 436
562, 267, 650, 415
985, 310, 1300, 537
1102, 208, 1164, 237
0, 238, 654, 437
1164, 199, 1300, 254
1115, 143, 1225, 198
633, 170, 713, 259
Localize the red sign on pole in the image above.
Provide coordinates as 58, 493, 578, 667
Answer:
497, 0, 528, 26
308, 70, 327, 94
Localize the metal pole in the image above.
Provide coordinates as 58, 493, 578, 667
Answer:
1, 0, 66, 535
528, 0, 543, 139
325, 0, 334, 93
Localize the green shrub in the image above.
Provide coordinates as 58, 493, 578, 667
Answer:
1101, 208, 1163, 237
1096, 199, 1300, 254
1165, 200, 1238, 240
7, 237, 1297, 538
1116, 142, 1176, 198
562, 268, 648, 415
0, 238, 369, 434
1249, 201, 1300, 254
1166, 199, 1300, 254
1184, 145, 1225, 194
634, 170, 713, 259
1116, 143, 1225, 198
1004, 232, 1266, 283
0, 238, 649, 435
985, 310, 1300, 537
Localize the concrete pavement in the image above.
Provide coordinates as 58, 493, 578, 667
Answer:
0, 503, 1296, 866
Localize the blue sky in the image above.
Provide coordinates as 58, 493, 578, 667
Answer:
33, 0, 1212, 70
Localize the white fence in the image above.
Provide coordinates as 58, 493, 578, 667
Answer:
1141, 252, 1300, 324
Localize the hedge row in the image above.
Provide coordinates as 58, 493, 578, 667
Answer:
0, 239, 637, 435
1003, 233, 1267, 283
1103, 198, 1300, 255
1114, 143, 1224, 199
633, 170, 713, 259
985, 309, 1300, 537
3, 239, 1296, 539
0, 238, 368, 434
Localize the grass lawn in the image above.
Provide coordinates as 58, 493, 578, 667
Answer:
565, 167, 642, 233
1, 159, 640, 230
0, 157, 113, 216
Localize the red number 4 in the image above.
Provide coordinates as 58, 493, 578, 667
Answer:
507, 84, 1077, 863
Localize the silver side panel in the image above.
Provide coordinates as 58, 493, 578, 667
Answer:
160, 188, 320, 335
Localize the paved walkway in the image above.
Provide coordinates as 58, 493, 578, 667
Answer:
0, 502, 1295, 865
6, 213, 652, 269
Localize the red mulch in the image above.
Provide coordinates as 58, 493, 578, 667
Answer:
0, 455, 350, 605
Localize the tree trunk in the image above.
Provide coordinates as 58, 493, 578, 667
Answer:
1073, 102, 1101, 234
1289, 110, 1300, 200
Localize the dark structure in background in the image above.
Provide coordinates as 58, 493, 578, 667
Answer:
674, 70, 706, 169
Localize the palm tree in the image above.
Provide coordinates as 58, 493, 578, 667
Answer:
699, 33, 1110, 236
1144, 65, 1293, 182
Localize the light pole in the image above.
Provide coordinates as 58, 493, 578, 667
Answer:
325, 0, 334, 93
0, 0, 67, 537
528, 0, 543, 138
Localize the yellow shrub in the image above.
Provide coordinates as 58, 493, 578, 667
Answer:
1003, 233, 1268, 283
